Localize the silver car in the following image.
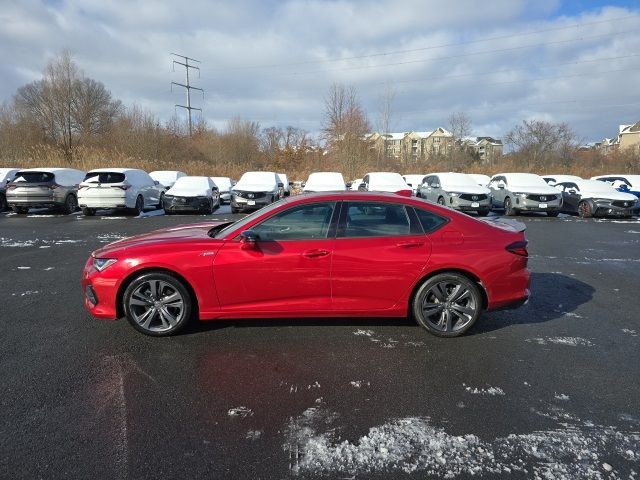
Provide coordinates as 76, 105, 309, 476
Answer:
489, 173, 562, 217
418, 172, 492, 216
6, 168, 85, 214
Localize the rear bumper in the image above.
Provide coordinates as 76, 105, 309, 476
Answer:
78, 195, 131, 209
7, 194, 63, 207
593, 203, 636, 217
490, 289, 530, 311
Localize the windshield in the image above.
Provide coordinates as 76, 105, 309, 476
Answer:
150, 171, 182, 183
210, 177, 231, 190
213, 199, 286, 239
172, 176, 209, 190
508, 174, 548, 187
13, 171, 55, 183
84, 172, 126, 183
237, 172, 276, 186
578, 180, 617, 193
370, 173, 407, 187
439, 173, 478, 188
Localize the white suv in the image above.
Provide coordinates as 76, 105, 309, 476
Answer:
303, 172, 346, 192
78, 168, 163, 216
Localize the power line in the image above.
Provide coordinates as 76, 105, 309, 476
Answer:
216, 14, 640, 72
171, 53, 204, 136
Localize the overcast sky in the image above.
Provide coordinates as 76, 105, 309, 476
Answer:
1, 0, 639, 143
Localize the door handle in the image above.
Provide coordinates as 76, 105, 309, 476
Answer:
396, 241, 424, 248
302, 249, 330, 258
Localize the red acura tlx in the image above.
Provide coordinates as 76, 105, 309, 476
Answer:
81, 192, 530, 337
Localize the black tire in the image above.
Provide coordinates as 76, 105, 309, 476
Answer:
231, 207, 239, 214
578, 200, 592, 218
82, 207, 95, 216
131, 195, 144, 216
546, 210, 560, 217
504, 197, 516, 216
123, 272, 194, 336
0, 194, 7, 212
477, 209, 490, 217
156, 193, 164, 210
412, 273, 482, 338
62, 194, 78, 215
437, 196, 446, 206
201, 199, 214, 215
12, 206, 28, 214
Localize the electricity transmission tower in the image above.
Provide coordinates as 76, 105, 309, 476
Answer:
171, 53, 203, 136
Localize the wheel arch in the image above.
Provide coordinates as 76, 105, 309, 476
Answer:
409, 268, 489, 312
116, 267, 199, 319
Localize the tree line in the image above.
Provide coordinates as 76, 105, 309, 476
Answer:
0, 52, 637, 179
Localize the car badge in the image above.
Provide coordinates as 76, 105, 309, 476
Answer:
540, 196, 546, 201
471, 195, 478, 201
248, 193, 254, 199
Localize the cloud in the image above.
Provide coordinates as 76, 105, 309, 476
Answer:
0, 0, 639, 142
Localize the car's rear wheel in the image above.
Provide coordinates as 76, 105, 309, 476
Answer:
123, 272, 193, 336
412, 273, 482, 337
504, 197, 516, 216
131, 195, 144, 216
437, 196, 445, 205
82, 207, 95, 216
578, 200, 592, 218
62, 194, 77, 214
12, 206, 28, 214
0, 194, 7, 212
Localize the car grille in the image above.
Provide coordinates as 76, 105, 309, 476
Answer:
527, 194, 556, 202
459, 193, 487, 201
234, 191, 267, 199
612, 200, 633, 208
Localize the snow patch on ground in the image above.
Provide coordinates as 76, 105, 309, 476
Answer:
1, 237, 85, 248
554, 393, 570, 401
353, 329, 375, 337
97, 233, 127, 243
284, 409, 640, 478
1, 238, 36, 247
11, 290, 40, 297
16, 266, 31, 270
463, 384, 505, 396
228, 406, 253, 418
246, 430, 263, 440
350, 381, 370, 388
626, 230, 640, 234
526, 337, 594, 347
622, 328, 638, 336
353, 329, 429, 349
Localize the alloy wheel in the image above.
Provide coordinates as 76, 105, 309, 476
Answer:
421, 281, 477, 333
128, 279, 186, 333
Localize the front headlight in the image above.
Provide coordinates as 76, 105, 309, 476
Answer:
592, 198, 610, 203
449, 192, 460, 197
93, 258, 117, 272
515, 192, 527, 198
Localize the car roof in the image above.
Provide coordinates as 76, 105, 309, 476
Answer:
17, 167, 83, 173
87, 168, 141, 174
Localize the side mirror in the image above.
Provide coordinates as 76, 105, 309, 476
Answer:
358, 183, 366, 191
154, 180, 160, 186
288, 181, 294, 186
278, 182, 284, 188
301, 182, 306, 187
240, 230, 259, 250
345, 182, 352, 188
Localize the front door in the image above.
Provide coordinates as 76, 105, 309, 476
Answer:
213, 201, 337, 313
331, 201, 431, 311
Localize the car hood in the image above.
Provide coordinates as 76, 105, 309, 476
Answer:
581, 190, 638, 201
443, 185, 491, 195
233, 183, 276, 192
93, 221, 228, 256
166, 185, 211, 197
509, 185, 559, 195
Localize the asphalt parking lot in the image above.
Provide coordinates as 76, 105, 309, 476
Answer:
1, 206, 639, 479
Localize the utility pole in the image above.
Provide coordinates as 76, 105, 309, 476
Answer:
171, 53, 203, 136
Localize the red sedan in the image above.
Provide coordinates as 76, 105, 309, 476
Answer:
81, 192, 530, 337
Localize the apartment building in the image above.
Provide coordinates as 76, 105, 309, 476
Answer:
369, 128, 454, 161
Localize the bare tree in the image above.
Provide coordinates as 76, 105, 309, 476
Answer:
14, 51, 121, 161
505, 120, 577, 168
376, 83, 396, 167
322, 84, 371, 178
446, 112, 473, 169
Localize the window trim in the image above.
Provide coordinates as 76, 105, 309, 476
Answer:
248, 201, 339, 242
336, 201, 421, 240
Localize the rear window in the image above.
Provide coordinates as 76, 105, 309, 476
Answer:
413, 207, 448, 233
14, 171, 55, 183
84, 172, 126, 184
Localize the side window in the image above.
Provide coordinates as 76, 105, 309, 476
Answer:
413, 207, 448, 233
252, 202, 336, 241
339, 202, 412, 238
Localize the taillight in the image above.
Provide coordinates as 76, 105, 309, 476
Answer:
7, 184, 16, 190
506, 240, 528, 257
395, 189, 413, 197
49, 184, 60, 190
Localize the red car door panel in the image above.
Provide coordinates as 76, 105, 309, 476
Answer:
331, 201, 432, 311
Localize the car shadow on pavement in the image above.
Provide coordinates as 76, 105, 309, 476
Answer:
471, 272, 595, 335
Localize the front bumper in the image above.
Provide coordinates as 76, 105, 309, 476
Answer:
514, 197, 562, 212
593, 202, 636, 217
81, 257, 119, 319
449, 196, 492, 212
163, 196, 211, 212
231, 194, 272, 211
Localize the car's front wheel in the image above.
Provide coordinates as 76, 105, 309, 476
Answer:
412, 273, 482, 337
578, 200, 592, 218
504, 197, 516, 216
82, 207, 95, 216
0, 194, 7, 212
123, 272, 193, 336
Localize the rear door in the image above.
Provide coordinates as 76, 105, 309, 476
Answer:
331, 201, 431, 311
213, 201, 338, 312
